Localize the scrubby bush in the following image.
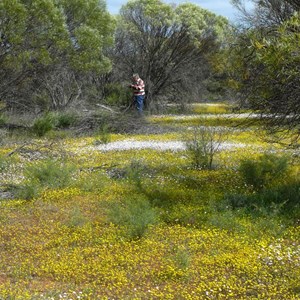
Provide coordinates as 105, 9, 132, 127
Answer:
0, 154, 9, 172
65, 206, 88, 228
32, 114, 55, 137
94, 123, 111, 144
238, 153, 289, 191
104, 83, 132, 107
222, 153, 298, 218
25, 159, 76, 189
53, 112, 77, 129
0, 114, 6, 126
125, 159, 149, 190
14, 182, 41, 200
107, 196, 159, 240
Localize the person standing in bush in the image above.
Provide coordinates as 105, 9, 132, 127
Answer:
129, 73, 145, 115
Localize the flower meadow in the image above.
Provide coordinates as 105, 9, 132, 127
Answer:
0, 103, 299, 299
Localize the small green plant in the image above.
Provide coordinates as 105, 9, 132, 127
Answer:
174, 247, 191, 270
238, 153, 289, 191
14, 182, 41, 200
32, 114, 55, 137
125, 159, 148, 190
66, 206, 88, 228
208, 210, 246, 233
185, 125, 227, 169
0, 113, 6, 126
75, 172, 107, 192
104, 83, 132, 107
53, 112, 77, 129
0, 154, 9, 172
25, 159, 76, 189
95, 123, 111, 144
255, 180, 300, 214
107, 196, 158, 240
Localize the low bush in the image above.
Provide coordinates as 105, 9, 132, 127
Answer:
53, 112, 77, 129
107, 195, 159, 240
222, 179, 300, 219
0, 154, 9, 172
25, 159, 76, 189
0, 114, 6, 126
65, 206, 88, 228
32, 114, 55, 137
14, 182, 41, 200
103, 83, 132, 107
238, 153, 289, 191
94, 123, 111, 144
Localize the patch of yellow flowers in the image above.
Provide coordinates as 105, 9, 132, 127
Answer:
0, 103, 299, 299
0, 192, 299, 299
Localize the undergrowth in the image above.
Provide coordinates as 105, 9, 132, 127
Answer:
0, 103, 299, 299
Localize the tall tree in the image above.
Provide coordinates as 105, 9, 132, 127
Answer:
227, 0, 300, 142
0, 0, 115, 111
231, 0, 298, 27
112, 0, 229, 109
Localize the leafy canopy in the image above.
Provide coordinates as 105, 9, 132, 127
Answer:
0, 0, 115, 73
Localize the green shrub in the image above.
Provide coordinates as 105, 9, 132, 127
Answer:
125, 159, 149, 190
223, 179, 299, 218
107, 196, 159, 240
222, 193, 251, 210
208, 210, 245, 233
94, 123, 111, 144
75, 172, 107, 192
257, 180, 300, 213
53, 112, 77, 129
238, 153, 289, 191
104, 83, 132, 107
14, 182, 41, 200
174, 247, 191, 270
25, 159, 75, 189
0, 114, 6, 126
0, 154, 9, 172
32, 114, 55, 137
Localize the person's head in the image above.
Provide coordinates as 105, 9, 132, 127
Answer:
132, 73, 139, 80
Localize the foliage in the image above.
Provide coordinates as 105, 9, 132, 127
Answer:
258, 180, 300, 212
0, 102, 299, 298
223, 179, 300, 218
94, 123, 112, 144
114, 0, 230, 107
32, 114, 55, 137
0, 0, 115, 111
65, 206, 88, 228
31, 111, 78, 136
14, 182, 42, 200
232, 0, 298, 27
107, 196, 159, 240
51, 111, 78, 129
226, 2, 300, 142
222, 153, 299, 217
24, 159, 76, 189
103, 83, 132, 107
0, 154, 9, 172
0, 113, 6, 126
238, 153, 289, 191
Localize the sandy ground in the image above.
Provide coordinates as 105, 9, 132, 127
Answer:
90, 139, 246, 152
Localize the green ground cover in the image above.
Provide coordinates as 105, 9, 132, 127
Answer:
0, 103, 299, 299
